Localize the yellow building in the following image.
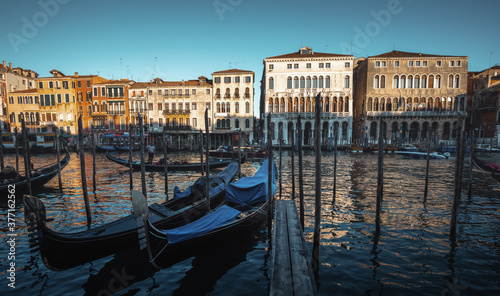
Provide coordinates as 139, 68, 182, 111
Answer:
7, 89, 40, 132
37, 70, 78, 134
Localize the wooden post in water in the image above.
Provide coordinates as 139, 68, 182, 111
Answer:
91, 125, 97, 193
138, 114, 147, 198
78, 116, 92, 228
238, 128, 242, 178
451, 118, 465, 237
298, 115, 304, 230
312, 93, 322, 275
199, 130, 204, 176
129, 123, 133, 190
291, 123, 295, 200
375, 116, 384, 233
0, 125, 4, 171
204, 108, 210, 212
55, 128, 62, 191
15, 128, 19, 173
279, 124, 282, 200
267, 113, 273, 237
333, 125, 338, 204
21, 120, 32, 196
163, 129, 169, 200
467, 125, 474, 199
423, 129, 432, 200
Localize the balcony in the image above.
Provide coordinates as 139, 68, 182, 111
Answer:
271, 112, 352, 120
26, 121, 40, 126
244, 93, 250, 98
108, 110, 126, 116
224, 94, 231, 99
215, 94, 221, 99
163, 109, 191, 115
129, 108, 147, 113
366, 110, 466, 118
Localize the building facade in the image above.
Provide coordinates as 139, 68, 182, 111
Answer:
262, 46, 355, 147
353, 50, 469, 146
7, 89, 40, 133
212, 69, 255, 146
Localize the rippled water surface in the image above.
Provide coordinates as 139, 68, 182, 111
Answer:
0, 150, 499, 295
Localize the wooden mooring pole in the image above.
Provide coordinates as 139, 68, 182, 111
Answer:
129, 123, 133, 190
238, 128, 242, 179
291, 124, 295, 200
55, 128, 62, 191
451, 118, 466, 237
298, 115, 304, 230
91, 125, 97, 193
424, 129, 431, 200
376, 116, 384, 233
312, 93, 322, 275
21, 120, 32, 196
205, 108, 210, 212
15, 128, 19, 173
138, 114, 147, 198
0, 125, 4, 171
333, 125, 338, 204
279, 125, 282, 200
199, 130, 204, 177
267, 113, 273, 237
163, 129, 169, 200
78, 116, 92, 228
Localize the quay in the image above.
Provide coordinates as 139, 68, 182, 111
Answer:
269, 200, 317, 296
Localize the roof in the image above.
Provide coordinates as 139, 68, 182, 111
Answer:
9, 88, 38, 94
265, 47, 353, 60
212, 69, 254, 75
129, 80, 212, 89
368, 50, 468, 59
93, 79, 135, 86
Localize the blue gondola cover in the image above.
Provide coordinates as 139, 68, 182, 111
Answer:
163, 205, 241, 244
226, 158, 277, 206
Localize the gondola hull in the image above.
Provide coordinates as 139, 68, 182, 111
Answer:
106, 151, 243, 172
0, 151, 70, 200
24, 161, 239, 270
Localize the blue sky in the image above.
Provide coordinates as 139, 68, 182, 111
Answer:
1, 0, 499, 114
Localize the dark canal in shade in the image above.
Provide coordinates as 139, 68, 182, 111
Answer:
0, 150, 499, 295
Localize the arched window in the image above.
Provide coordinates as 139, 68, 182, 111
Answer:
421, 75, 427, 88
326, 76, 330, 88
454, 75, 460, 88
235, 102, 240, 113
245, 102, 250, 113
287, 77, 292, 89
226, 102, 230, 113
428, 75, 434, 88
393, 75, 399, 88
401, 75, 406, 88
319, 76, 324, 88
269, 77, 274, 89
345, 97, 349, 112
408, 75, 413, 88
344, 75, 350, 88
375, 75, 380, 88
436, 75, 441, 88
380, 75, 385, 88
226, 119, 231, 128
235, 119, 240, 129
280, 98, 285, 113
294, 77, 299, 88
312, 76, 318, 88
374, 97, 379, 111
245, 119, 250, 128
415, 75, 420, 89
221, 102, 225, 113
306, 76, 311, 88
268, 99, 273, 113
448, 75, 454, 88
274, 98, 279, 113
217, 102, 221, 113
300, 77, 305, 88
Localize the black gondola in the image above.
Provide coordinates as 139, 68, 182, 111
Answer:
106, 151, 245, 172
133, 158, 277, 267
471, 152, 500, 182
23, 161, 239, 270
0, 150, 70, 199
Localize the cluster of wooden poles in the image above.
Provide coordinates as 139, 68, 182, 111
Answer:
265, 93, 475, 276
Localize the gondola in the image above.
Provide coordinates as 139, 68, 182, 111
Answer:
471, 153, 500, 181
95, 145, 116, 152
106, 151, 245, 172
395, 151, 450, 159
23, 161, 239, 270
133, 158, 277, 267
0, 150, 70, 199
209, 146, 265, 160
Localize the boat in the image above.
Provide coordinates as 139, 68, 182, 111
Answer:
475, 144, 500, 153
471, 153, 500, 182
23, 161, 239, 270
0, 150, 70, 199
133, 158, 277, 267
209, 145, 265, 160
95, 145, 116, 152
106, 151, 244, 172
395, 151, 450, 159
400, 143, 419, 152
1, 132, 57, 153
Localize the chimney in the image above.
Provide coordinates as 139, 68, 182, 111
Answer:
2, 61, 5, 67
8, 63, 12, 70
74, 72, 79, 77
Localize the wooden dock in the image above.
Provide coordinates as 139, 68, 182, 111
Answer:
269, 200, 317, 296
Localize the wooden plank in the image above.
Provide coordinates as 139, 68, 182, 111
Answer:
270, 200, 293, 296
286, 200, 317, 296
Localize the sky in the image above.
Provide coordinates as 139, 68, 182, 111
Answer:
1, 0, 499, 115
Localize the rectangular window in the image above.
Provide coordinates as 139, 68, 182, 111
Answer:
306, 63, 311, 68
375, 61, 380, 67
206, 89, 211, 94
192, 89, 196, 95
381, 61, 386, 67
269, 64, 274, 70
158, 89, 162, 95
193, 118, 197, 127
63, 81, 68, 89
78, 81, 81, 87
287, 64, 292, 69
394, 61, 400, 67
214, 77, 221, 83
224, 77, 231, 83
326, 63, 331, 68
50, 94, 55, 105
408, 61, 414, 67
148, 103, 153, 110
57, 94, 62, 103
49, 81, 54, 88
450, 61, 455, 67
437, 61, 442, 67
345, 62, 351, 67
38, 81, 43, 88
101, 87, 105, 96
234, 77, 240, 83
65, 94, 70, 103
93, 87, 98, 97
294, 64, 299, 69
416, 61, 421, 67
148, 89, 152, 95
87, 80, 90, 87
422, 61, 428, 66
245, 76, 251, 83
192, 102, 197, 110
319, 63, 324, 68
185, 89, 189, 95
158, 103, 162, 110
457, 61, 461, 66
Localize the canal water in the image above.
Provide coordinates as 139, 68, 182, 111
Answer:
0, 150, 499, 295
